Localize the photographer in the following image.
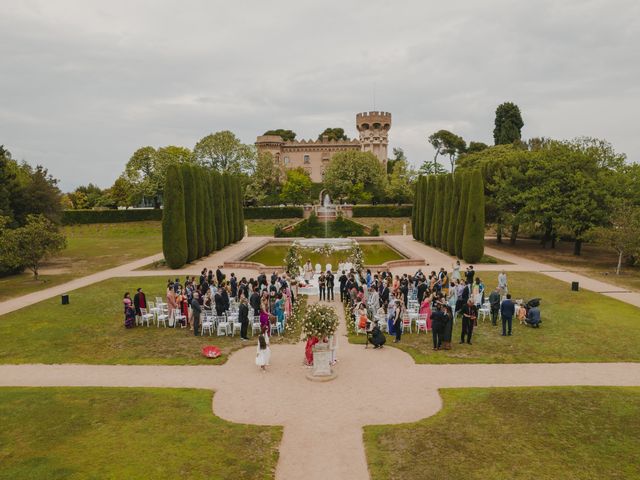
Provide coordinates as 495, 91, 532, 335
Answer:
368, 320, 386, 349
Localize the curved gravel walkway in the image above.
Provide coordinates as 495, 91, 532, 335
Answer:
2, 298, 640, 480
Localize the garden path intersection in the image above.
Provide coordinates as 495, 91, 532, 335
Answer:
2, 238, 640, 479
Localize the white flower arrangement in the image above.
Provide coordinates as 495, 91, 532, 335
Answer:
301, 303, 339, 339
347, 241, 364, 273
284, 242, 303, 275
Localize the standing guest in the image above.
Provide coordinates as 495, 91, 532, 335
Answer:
460, 299, 477, 345
419, 293, 432, 331
250, 288, 261, 317
339, 270, 348, 302
214, 287, 224, 316
274, 293, 285, 330
238, 297, 250, 340
191, 292, 202, 336
123, 292, 136, 328
442, 304, 454, 350
326, 270, 335, 301
366, 269, 372, 288
500, 294, 515, 336
451, 260, 461, 282
221, 285, 230, 312
498, 271, 508, 295
303, 259, 313, 282
216, 266, 224, 285
255, 330, 271, 372
207, 269, 214, 286
489, 287, 501, 326
380, 281, 390, 307
230, 273, 238, 299
465, 265, 475, 285
399, 278, 409, 308
167, 287, 177, 318
199, 269, 207, 286
393, 300, 403, 343
431, 303, 446, 350
318, 272, 326, 301
417, 278, 428, 305
133, 287, 146, 320
259, 298, 271, 332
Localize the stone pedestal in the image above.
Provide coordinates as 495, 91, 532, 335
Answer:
306, 343, 337, 381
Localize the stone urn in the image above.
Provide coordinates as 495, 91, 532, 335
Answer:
307, 342, 336, 381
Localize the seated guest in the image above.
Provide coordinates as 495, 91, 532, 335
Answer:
368, 320, 386, 348
525, 306, 542, 328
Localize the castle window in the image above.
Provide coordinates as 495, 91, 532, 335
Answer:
304, 155, 310, 164
274, 154, 280, 164
284, 156, 290, 165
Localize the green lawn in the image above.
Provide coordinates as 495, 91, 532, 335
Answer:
245, 243, 404, 267
0, 387, 281, 480
246, 218, 299, 236
0, 276, 303, 365
365, 387, 640, 480
0, 222, 162, 301
350, 271, 640, 363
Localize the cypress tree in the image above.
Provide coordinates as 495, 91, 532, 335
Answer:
432, 175, 444, 248
441, 174, 452, 249
203, 173, 214, 254
207, 172, 218, 251
447, 173, 461, 255
213, 172, 225, 249
462, 169, 485, 263
220, 174, 229, 247
423, 176, 434, 244
237, 177, 245, 239
232, 177, 241, 242
411, 177, 420, 240
455, 172, 470, 258
182, 165, 198, 262
195, 171, 206, 258
162, 164, 187, 269
225, 174, 235, 244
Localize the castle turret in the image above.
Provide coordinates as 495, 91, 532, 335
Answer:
356, 111, 391, 164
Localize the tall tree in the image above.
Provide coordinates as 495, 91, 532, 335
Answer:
181, 165, 198, 262
162, 164, 188, 269
196, 172, 207, 257
245, 151, 282, 205
206, 173, 217, 251
428, 130, 467, 172
387, 147, 407, 174
212, 173, 225, 249
493, 102, 524, 145
447, 173, 461, 255
221, 174, 232, 246
281, 168, 313, 205
201, 172, 214, 254
193, 130, 255, 174
462, 169, 485, 263
263, 129, 296, 141
412, 176, 422, 240
441, 174, 452, 249
323, 151, 387, 204
386, 159, 415, 204
432, 175, 444, 247
467, 141, 489, 153
423, 176, 435, 245
455, 172, 470, 258
318, 128, 348, 141
589, 203, 640, 274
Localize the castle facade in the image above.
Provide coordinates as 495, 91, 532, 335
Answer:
255, 111, 391, 182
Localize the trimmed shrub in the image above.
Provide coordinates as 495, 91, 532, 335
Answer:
441, 174, 452, 249
455, 171, 470, 258
182, 165, 198, 262
433, 175, 444, 248
195, 172, 206, 257
242, 206, 304, 219
220, 174, 229, 246
162, 164, 187, 268
422, 176, 434, 244
61, 209, 162, 225
212, 172, 225, 250
237, 179, 245, 238
462, 169, 485, 263
207, 172, 218, 251
412, 177, 422, 241
447, 173, 461, 255
352, 205, 412, 217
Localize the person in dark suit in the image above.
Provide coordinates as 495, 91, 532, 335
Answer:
339, 271, 348, 302
489, 287, 501, 326
465, 266, 475, 285
417, 279, 428, 303
214, 288, 225, 316
249, 288, 261, 316
216, 266, 224, 285
399, 279, 409, 308
238, 297, 249, 340
191, 292, 202, 336
230, 274, 238, 299
380, 282, 390, 307
460, 299, 477, 344
221, 287, 230, 312
133, 288, 146, 317
326, 271, 335, 301
318, 273, 326, 301
500, 294, 515, 336
431, 304, 446, 350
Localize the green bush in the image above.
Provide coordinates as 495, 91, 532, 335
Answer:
447, 173, 461, 255
237, 179, 245, 238
181, 165, 198, 263
212, 173, 225, 249
423, 176, 435, 245
207, 173, 218, 251
371, 224, 380, 236
441, 174, 452, 249
352, 205, 412, 217
455, 172, 471, 258
162, 164, 187, 268
433, 175, 444, 248
195, 172, 206, 258
462, 169, 485, 263
243, 206, 305, 219
61, 209, 162, 225
412, 177, 422, 241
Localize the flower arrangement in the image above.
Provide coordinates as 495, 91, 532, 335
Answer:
284, 242, 302, 275
284, 295, 306, 335
311, 243, 335, 256
301, 303, 339, 339
347, 242, 364, 273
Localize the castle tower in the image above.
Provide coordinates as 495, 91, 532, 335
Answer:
356, 111, 392, 164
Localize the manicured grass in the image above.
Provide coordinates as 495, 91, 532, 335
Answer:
0, 387, 281, 480
365, 387, 640, 480
245, 243, 404, 267
350, 271, 640, 363
0, 222, 162, 301
357, 217, 412, 235
0, 276, 301, 365
246, 218, 299, 236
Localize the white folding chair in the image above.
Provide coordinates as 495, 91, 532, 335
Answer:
416, 313, 428, 334
173, 309, 186, 328
479, 303, 490, 323
139, 308, 154, 327
201, 313, 214, 336
251, 315, 262, 336
231, 318, 242, 337
401, 313, 412, 334
216, 316, 229, 336
156, 308, 169, 328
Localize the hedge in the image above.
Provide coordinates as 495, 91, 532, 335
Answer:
352, 205, 412, 217
455, 171, 470, 258
162, 164, 187, 268
462, 169, 485, 263
182, 165, 198, 263
61, 209, 162, 224
243, 206, 304, 219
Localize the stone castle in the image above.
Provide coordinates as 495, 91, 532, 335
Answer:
255, 111, 392, 182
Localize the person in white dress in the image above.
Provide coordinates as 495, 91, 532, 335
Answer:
498, 271, 508, 295
451, 261, 461, 281
255, 332, 271, 371
303, 260, 313, 282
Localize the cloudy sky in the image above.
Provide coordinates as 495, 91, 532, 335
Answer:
1, 0, 638, 191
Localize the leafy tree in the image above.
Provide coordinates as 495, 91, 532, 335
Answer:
589, 203, 640, 274
441, 174, 452, 249
447, 173, 461, 255
455, 172, 470, 258
108, 176, 136, 208
0, 146, 20, 223
432, 175, 444, 247
386, 159, 415, 204
493, 102, 524, 145
318, 128, 348, 141
13, 165, 63, 225
423, 176, 435, 245
281, 168, 312, 205
193, 130, 255, 174
428, 130, 467, 172
181, 165, 198, 262
245, 151, 282, 205
462, 169, 485, 263
467, 141, 489, 153
387, 147, 407, 174
418, 160, 448, 175
264, 129, 296, 141
323, 151, 387, 204
162, 164, 188, 268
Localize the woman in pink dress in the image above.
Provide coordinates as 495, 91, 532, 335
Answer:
284, 287, 292, 317
419, 293, 432, 331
